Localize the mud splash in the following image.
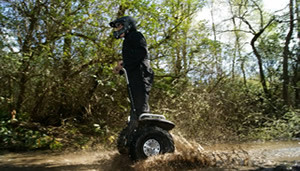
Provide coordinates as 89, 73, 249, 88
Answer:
134, 135, 300, 170
0, 134, 299, 171
134, 134, 251, 170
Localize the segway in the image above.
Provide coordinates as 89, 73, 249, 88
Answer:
117, 68, 175, 161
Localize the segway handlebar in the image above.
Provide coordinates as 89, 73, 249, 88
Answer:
121, 68, 136, 115
121, 68, 130, 85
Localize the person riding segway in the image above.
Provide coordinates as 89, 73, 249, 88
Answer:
110, 16, 153, 133
110, 16, 175, 161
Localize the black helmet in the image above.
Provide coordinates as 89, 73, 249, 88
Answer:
109, 16, 136, 39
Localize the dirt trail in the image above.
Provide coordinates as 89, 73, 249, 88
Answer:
0, 135, 299, 171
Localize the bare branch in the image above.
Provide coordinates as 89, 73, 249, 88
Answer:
218, 29, 253, 34
236, 16, 256, 34
251, 0, 264, 28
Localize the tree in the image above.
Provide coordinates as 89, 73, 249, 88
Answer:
294, 0, 300, 107
282, 0, 295, 105
227, 0, 248, 84
233, 0, 275, 97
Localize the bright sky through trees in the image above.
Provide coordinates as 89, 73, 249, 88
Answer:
194, 0, 290, 52
263, 0, 289, 12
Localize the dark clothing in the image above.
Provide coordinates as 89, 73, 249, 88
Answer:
122, 30, 154, 120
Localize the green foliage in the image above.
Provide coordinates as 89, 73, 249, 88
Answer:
242, 109, 300, 140
0, 114, 110, 151
0, 120, 52, 150
49, 139, 63, 150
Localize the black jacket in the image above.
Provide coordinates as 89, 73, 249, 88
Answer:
122, 29, 154, 91
123, 30, 148, 71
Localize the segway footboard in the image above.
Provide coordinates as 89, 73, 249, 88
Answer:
138, 113, 175, 131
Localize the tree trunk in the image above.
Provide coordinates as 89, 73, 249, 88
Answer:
57, 5, 73, 119
241, 57, 247, 86
251, 38, 269, 97
16, 2, 40, 112
228, 0, 247, 85
246, 16, 275, 98
210, 0, 222, 76
282, 0, 295, 105
294, 0, 300, 108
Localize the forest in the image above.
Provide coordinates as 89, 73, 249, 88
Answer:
0, 0, 299, 151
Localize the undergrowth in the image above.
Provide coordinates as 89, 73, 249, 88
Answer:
1, 78, 299, 151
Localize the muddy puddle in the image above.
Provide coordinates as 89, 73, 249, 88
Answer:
0, 135, 299, 171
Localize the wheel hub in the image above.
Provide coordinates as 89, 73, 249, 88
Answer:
143, 139, 161, 157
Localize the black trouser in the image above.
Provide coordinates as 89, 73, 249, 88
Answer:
127, 66, 153, 121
